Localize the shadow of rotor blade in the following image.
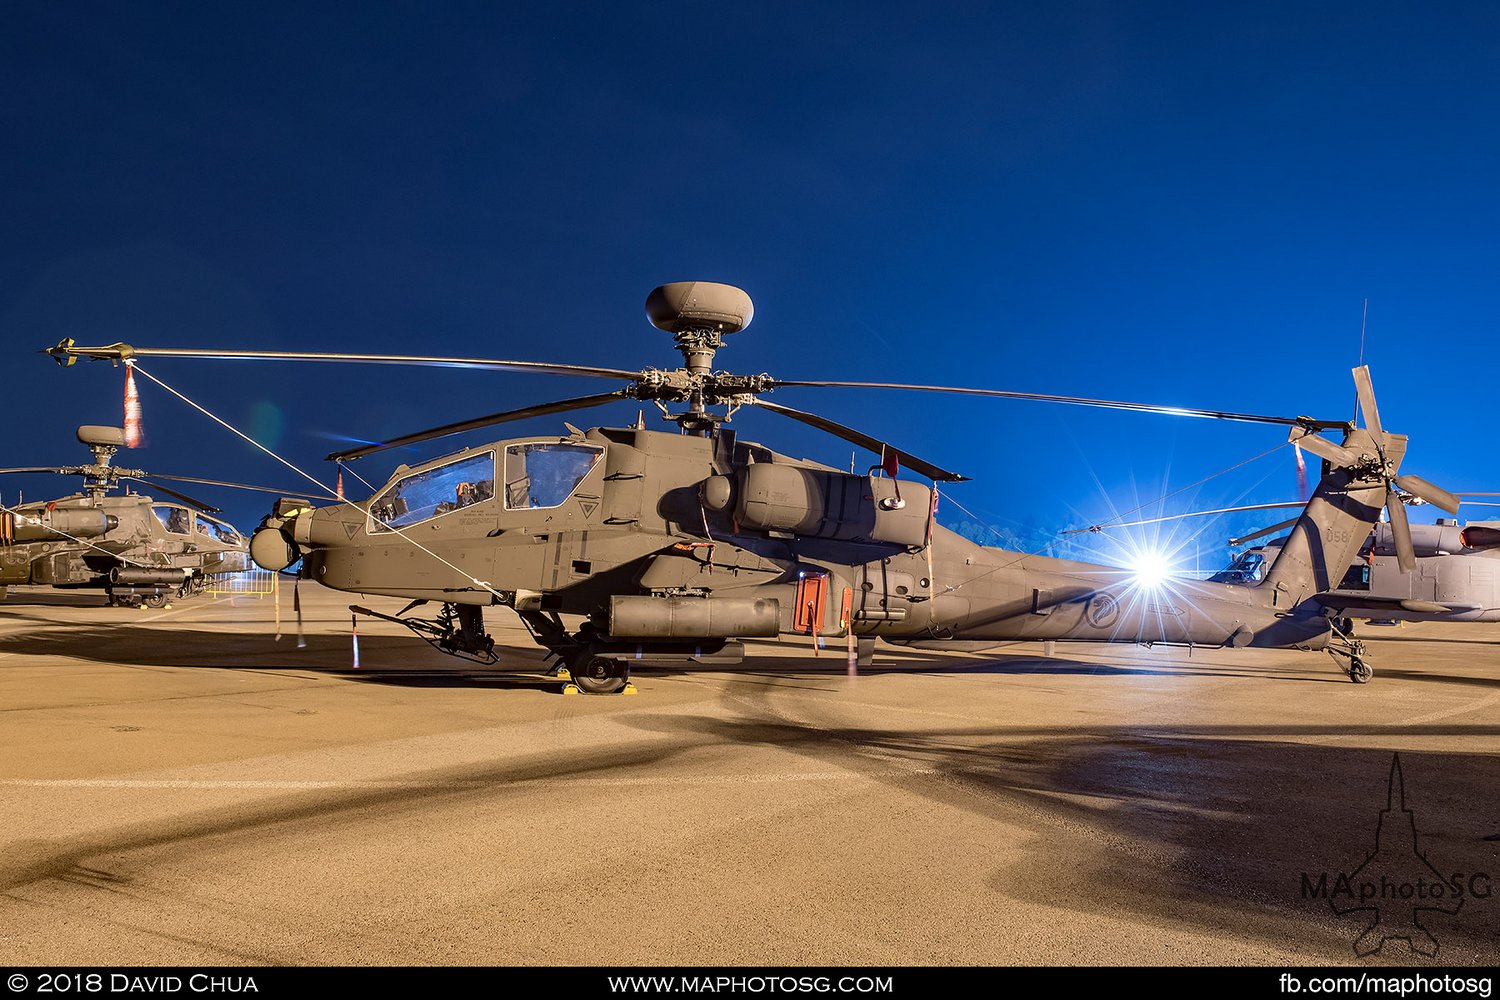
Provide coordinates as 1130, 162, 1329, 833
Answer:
752, 398, 966, 482
328, 390, 631, 462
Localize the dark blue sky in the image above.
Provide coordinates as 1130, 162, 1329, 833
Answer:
3, 2, 1497, 564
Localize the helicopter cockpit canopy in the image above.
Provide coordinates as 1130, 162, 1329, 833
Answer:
502, 442, 602, 510
153, 504, 193, 535
367, 441, 604, 531
1209, 550, 1267, 584
196, 514, 244, 545
370, 450, 496, 532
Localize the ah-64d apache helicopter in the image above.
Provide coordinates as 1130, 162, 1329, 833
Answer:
47, 282, 1463, 689
1, 425, 251, 607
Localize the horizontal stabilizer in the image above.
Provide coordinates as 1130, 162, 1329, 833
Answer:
1313, 592, 1479, 614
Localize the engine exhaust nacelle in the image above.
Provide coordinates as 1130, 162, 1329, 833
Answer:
1373, 522, 1468, 558
2, 509, 118, 542
1460, 525, 1500, 551
728, 465, 933, 547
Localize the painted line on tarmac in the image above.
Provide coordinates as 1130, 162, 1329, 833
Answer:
1396, 689, 1500, 726
0, 768, 936, 791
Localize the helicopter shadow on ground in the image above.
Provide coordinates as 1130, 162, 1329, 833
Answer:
0, 619, 1369, 693
0, 624, 558, 691
0, 590, 119, 609
623, 706, 1500, 962
647, 639, 1354, 687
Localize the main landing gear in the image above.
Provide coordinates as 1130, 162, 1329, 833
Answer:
517, 610, 633, 695
105, 587, 170, 609
1327, 615, 1373, 684
349, 603, 640, 694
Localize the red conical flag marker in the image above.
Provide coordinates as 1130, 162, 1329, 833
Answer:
336, 468, 345, 501
123, 363, 144, 448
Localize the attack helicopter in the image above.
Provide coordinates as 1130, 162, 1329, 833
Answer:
0, 425, 252, 607
47, 281, 1463, 689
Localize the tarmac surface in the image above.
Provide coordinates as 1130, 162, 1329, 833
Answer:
0, 582, 1497, 966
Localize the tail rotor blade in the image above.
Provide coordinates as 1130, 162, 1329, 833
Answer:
1394, 474, 1462, 515
1385, 488, 1416, 573
1352, 366, 1383, 439
1287, 426, 1357, 469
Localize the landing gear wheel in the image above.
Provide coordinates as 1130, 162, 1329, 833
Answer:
143, 593, 168, 609
1348, 657, 1373, 684
572, 655, 629, 695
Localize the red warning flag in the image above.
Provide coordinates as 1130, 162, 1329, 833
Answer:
123, 364, 144, 448
336, 468, 345, 501
880, 444, 899, 479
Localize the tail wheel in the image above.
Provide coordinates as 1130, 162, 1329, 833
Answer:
1348, 658, 1373, 684
573, 655, 628, 695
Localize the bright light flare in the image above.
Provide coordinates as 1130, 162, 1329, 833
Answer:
1130, 550, 1174, 589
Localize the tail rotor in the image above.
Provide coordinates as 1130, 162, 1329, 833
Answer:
1286, 366, 1459, 573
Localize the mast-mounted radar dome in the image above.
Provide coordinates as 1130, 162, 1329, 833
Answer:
77, 426, 126, 448
645, 282, 754, 335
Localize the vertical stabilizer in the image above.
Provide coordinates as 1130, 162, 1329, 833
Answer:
1261, 426, 1399, 606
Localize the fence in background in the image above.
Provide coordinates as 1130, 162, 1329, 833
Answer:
206, 569, 276, 598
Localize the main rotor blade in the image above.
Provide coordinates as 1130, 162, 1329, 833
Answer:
1064, 501, 1306, 535
0, 467, 70, 476
1228, 516, 1303, 547
751, 399, 967, 482
44, 341, 639, 381
1386, 487, 1416, 574
1394, 474, 1462, 515
328, 390, 630, 462
129, 479, 222, 514
1287, 425, 1358, 469
1351, 365, 1383, 439
148, 474, 314, 497
774, 379, 1347, 430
